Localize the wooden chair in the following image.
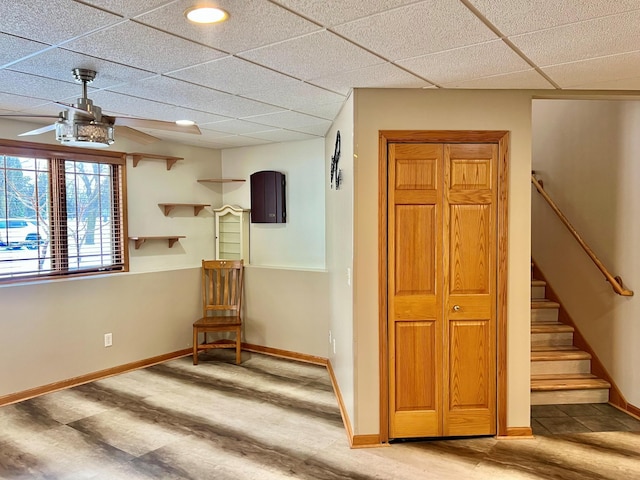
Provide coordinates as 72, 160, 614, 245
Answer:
193, 259, 244, 365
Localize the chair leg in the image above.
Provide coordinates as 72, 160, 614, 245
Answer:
193, 328, 198, 365
235, 327, 241, 364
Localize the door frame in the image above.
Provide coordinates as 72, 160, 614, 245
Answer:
378, 130, 510, 441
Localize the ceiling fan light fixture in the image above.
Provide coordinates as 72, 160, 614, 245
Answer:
185, 6, 229, 24
55, 120, 114, 149
176, 119, 196, 126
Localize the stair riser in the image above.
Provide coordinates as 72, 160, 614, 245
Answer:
531, 389, 609, 406
531, 308, 559, 323
531, 332, 573, 347
531, 359, 591, 375
531, 285, 546, 299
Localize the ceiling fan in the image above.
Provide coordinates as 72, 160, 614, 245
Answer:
0, 68, 201, 149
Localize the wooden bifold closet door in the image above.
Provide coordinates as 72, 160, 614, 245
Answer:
387, 142, 497, 439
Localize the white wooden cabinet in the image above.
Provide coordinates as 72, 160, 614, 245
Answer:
214, 205, 250, 262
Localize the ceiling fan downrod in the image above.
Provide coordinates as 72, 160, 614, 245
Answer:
71, 68, 101, 120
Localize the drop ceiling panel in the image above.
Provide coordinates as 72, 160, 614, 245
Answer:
200, 120, 276, 135
469, 0, 640, 36
241, 79, 346, 111
309, 63, 432, 95
295, 101, 347, 120
0, 70, 81, 101
510, 11, 640, 66
332, 1, 497, 61
80, 0, 175, 18
9, 48, 154, 89
0, 0, 122, 44
62, 21, 225, 74
442, 69, 555, 89
167, 57, 296, 96
135, 0, 320, 54
0, 34, 50, 68
272, 0, 420, 27
239, 31, 384, 80
569, 76, 640, 90
246, 111, 331, 136
543, 52, 640, 89
110, 76, 285, 117
398, 40, 532, 85
88, 91, 230, 124
247, 129, 319, 143
0, 92, 50, 112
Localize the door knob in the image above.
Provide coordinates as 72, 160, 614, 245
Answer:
453, 305, 461, 312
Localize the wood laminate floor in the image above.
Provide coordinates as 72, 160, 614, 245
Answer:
1, 351, 639, 479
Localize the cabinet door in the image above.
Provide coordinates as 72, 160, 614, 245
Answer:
216, 212, 241, 260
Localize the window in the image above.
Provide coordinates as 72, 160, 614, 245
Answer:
0, 139, 128, 282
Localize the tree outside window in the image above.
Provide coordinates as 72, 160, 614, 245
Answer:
0, 140, 128, 282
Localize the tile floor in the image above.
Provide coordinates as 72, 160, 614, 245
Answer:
531, 403, 640, 435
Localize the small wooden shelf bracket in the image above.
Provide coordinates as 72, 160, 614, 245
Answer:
129, 236, 186, 249
130, 153, 184, 171
197, 178, 245, 183
158, 203, 210, 216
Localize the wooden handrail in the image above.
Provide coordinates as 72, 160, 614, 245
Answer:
531, 173, 633, 297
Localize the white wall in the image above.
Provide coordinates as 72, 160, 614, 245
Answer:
220, 139, 329, 358
532, 99, 640, 407
221, 139, 325, 269
325, 96, 355, 425
353, 89, 533, 433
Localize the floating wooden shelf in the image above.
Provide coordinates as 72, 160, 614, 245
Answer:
197, 178, 245, 183
129, 153, 184, 171
157, 203, 210, 216
129, 236, 186, 249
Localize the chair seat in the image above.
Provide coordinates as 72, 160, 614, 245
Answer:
194, 315, 241, 327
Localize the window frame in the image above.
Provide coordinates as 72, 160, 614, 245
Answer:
0, 138, 129, 283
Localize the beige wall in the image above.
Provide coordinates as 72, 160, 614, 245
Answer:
243, 266, 329, 358
0, 268, 201, 397
325, 95, 355, 425
352, 89, 534, 433
532, 99, 640, 407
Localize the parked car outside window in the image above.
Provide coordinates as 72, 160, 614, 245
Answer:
0, 218, 46, 250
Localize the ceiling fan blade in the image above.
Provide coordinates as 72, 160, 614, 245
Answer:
0, 114, 60, 118
115, 126, 159, 145
115, 117, 201, 135
18, 123, 57, 136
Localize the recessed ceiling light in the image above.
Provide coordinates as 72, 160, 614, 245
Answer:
176, 119, 196, 126
185, 6, 229, 24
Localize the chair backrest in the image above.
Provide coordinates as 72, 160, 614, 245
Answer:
201, 259, 244, 317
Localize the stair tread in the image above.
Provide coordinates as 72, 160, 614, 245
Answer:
531, 300, 560, 309
531, 280, 546, 286
531, 377, 611, 391
531, 373, 597, 381
531, 345, 577, 352
531, 349, 591, 361
531, 323, 574, 333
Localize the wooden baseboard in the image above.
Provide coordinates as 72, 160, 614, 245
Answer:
241, 343, 328, 366
0, 348, 191, 407
326, 360, 385, 449
609, 401, 640, 421
496, 427, 534, 439
352, 434, 384, 448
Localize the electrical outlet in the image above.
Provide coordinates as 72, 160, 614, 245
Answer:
332, 338, 336, 354
329, 330, 332, 344
346, 267, 351, 286
104, 333, 113, 347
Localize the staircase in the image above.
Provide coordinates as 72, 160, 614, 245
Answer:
530, 277, 611, 405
